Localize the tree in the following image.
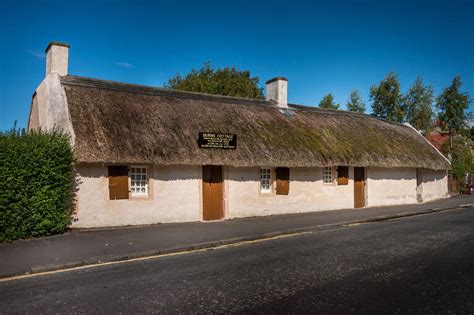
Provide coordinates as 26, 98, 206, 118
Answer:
346, 90, 366, 113
436, 76, 472, 187
469, 112, 474, 141
436, 75, 471, 145
403, 77, 433, 133
165, 62, 264, 99
319, 93, 340, 110
370, 72, 404, 123
442, 137, 474, 188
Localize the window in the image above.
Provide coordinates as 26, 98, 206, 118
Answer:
130, 166, 148, 196
260, 168, 272, 193
337, 166, 349, 185
323, 167, 333, 184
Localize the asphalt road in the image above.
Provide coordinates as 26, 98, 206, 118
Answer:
1, 208, 473, 314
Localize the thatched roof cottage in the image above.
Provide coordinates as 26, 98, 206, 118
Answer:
28, 42, 450, 228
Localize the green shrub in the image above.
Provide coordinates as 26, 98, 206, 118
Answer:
0, 127, 75, 242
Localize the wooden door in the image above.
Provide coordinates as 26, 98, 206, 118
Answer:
354, 167, 365, 208
202, 165, 224, 220
275, 167, 290, 195
108, 166, 129, 200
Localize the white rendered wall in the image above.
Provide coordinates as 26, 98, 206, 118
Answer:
419, 169, 448, 202
27, 73, 76, 143
28, 96, 40, 130
74, 164, 449, 228
46, 45, 68, 76
73, 164, 202, 228
265, 79, 288, 108
226, 167, 354, 218
366, 167, 417, 207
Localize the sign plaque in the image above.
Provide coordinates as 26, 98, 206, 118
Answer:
198, 132, 237, 149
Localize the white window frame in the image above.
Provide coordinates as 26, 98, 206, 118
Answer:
323, 166, 334, 184
130, 166, 148, 196
260, 167, 273, 193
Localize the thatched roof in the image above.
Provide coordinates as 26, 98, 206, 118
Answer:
62, 76, 450, 170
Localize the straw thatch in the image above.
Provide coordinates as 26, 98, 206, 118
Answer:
62, 76, 450, 170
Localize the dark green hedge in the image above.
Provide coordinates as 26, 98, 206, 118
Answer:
0, 128, 75, 242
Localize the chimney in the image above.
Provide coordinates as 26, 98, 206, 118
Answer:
45, 41, 70, 77
266, 77, 288, 108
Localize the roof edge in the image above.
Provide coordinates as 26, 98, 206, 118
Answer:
403, 123, 451, 168
61, 75, 428, 129
45, 41, 70, 53
266, 77, 288, 84
61, 75, 272, 107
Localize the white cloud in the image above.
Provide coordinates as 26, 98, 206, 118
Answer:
27, 50, 45, 59
115, 62, 134, 69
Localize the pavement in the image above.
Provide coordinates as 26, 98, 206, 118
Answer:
1, 205, 474, 313
1, 194, 473, 279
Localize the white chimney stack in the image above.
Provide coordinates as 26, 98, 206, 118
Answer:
45, 41, 69, 77
266, 77, 288, 108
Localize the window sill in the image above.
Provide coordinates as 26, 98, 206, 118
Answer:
129, 194, 153, 201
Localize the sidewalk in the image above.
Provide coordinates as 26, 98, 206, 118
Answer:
1, 195, 473, 279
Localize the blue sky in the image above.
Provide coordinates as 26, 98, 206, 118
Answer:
1, 0, 473, 130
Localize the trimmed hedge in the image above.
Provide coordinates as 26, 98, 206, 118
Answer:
0, 128, 75, 242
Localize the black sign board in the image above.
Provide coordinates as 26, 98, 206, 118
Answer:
198, 132, 237, 149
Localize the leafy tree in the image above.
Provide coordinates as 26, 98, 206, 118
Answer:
319, 93, 340, 110
403, 77, 433, 133
165, 62, 264, 99
436, 75, 470, 134
436, 75, 471, 145
346, 90, 366, 113
442, 136, 474, 186
370, 72, 404, 123
469, 113, 474, 141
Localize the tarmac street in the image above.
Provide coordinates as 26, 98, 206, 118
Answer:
1, 195, 473, 279
1, 207, 473, 313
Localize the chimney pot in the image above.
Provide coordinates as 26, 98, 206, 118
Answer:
45, 41, 70, 77
266, 77, 288, 108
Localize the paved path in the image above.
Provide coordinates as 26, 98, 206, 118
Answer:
0, 195, 473, 278
1, 206, 473, 313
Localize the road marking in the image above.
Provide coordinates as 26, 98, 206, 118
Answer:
379, 207, 466, 223
343, 222, 363, 227
0, 231, 312, 283
1, 206, 469, 283
342, 207, 467, 226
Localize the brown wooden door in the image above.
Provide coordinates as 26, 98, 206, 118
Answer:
354, 167, 365, 208
275, 167, 290, 195
202, 165, 224, 220
108, 166, 129, 200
